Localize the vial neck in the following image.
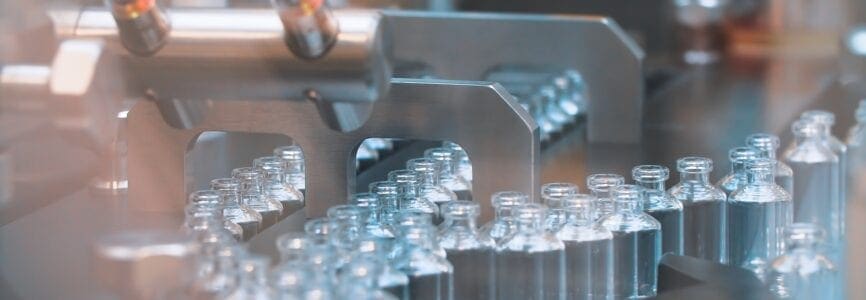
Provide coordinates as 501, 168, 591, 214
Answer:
614, 201, 641, 215
564, 206, 593, 227
218, 191, 241, 206
240, 179, 264, 194
795, 134, 822, 145
441, 215, 478, 234
758, 148, 777, 160
262, 170, 284, 187
379, 195, 399, 211
400, 184, 419, 198
419, 171, 439, 186
732, 161, 748, 175
589, 188, 612, 200
635, 180, 665, 192
494, 207, 515, 220
747, 171, 775, 185
516, 218, 544, 235
679, 171, 710, 184
438, 161, 456, 179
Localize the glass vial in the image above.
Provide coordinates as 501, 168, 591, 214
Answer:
598, 184, 662, 299
370, 181, 402, 228
443, 141, 473, 183
232, 167, 283, 229
541, 182, 579, 234
272, 232, 329, 299
425, 147, 472, 200
765, 223, 838, 300
668, 157, 727, 263
800, 110, 847, 244
746, 133, 794, 195
354, 236, 409, 300
479, 191, 529, 246
632, 165, 684, 256
190, 244, 243, 300
210, 178, 262, 241
253, 155, 303, 219
393, 224, 455, 300
224, 255, 276, 300
495, 203, 566, 300
728, 158, 793, 279
350, 192, 397, 239
555, 193, 613, 299
407, 158, 458, 210
437, 201, 495, 300
184, 189, 243, 242
389, 169, 440, 223
782, 120, 841, 245
587, 174, 625, 220
273, 145, 306, 193
717, 147, 760, 197
327, 205, 367, 270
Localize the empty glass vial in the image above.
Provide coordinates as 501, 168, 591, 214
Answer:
728, 158, 793, 279
587, 174, 626, 221
407, 158, 458, 210
224, 254, 276, 300
389, 170, 440, 223
747, 133, 794, 195
717, 147, 760, 197
210, 178, 262, 241
271, 232, 315, 299
633, 165, 684, 256
393, 224, 455, 300
354, 236, 409, 300
765, 223, 838, 300
253, 156, 303, 219
495, 203, 566, 300
599, 185, 662, 298
555, 193, 613, 299
443, 141, 473, 183
800, 111, 847, 241
304, 217, 339, 288
337, 257, 398, 300
273, 145, 306, 193
232, 167, 283, 229
350, 192, 397, 239
190, 244, 242, 300
184, 190, 243, 242
782, 120, 841, 246
370, 181, 402, 228
541, 182, 579, 234
479, 191, 529, 246
668, 158, 727, 262
395, 212, 447, 259
437, 201, 496, 300
328, 205, 367, 269
425, 147, 473, 200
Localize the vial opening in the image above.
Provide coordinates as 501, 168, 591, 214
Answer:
491, 191, 529, 208
745, 158, 776, 172
513, 203, 546, 221
252, 156, 285, 171
188, 189, 221, 204
563, 193, 596, 209
232, 167, 262, 181
210, 178, 241, 191
745, 133, 780, 151
729, 146, 759, 162
613, 184, 642, 202
369, 181, 400, 196
349, 192, 379, 207
587, 174, 625, 191
387, 169, 420, 184
440, 200, 480, 218
800, 110, 836, 126
326, 204, 366, 221
632, 165, 670, 182
677, 157, 713, 173
791, 119, 826, 137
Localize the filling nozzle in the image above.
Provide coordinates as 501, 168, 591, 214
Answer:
106, 0, 170, 56
272, 0, 340, 60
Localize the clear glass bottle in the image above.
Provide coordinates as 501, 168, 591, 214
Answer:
442, 141, 473, 183
273, 145, 306, 193
728, 158, 793, 279
800, 110, 847, 244
407, 158, 458, 210
393, 223, 455, 300
437, 201, 495, 300
495, 203, 566, 300
764, 223, 838, 300
668, 157, 727, 262
354, 236, 409, 300
184, 189, 243, 242
424, 147, 473, 200
746, 133, 795, 195
350, 192, 397, 239
599, 184, 662, 298
370, 181, 402, 228
271, 232, 314, 300
395, 212, 446, 259
210, 178, 262, 241
479, 191, 529, 246
633, 165, 684, 256
190, 244, 243, 300
555, 193, 613, 299
587, 174, 625, 220
327, 205, 366, 270
224, 254, 276, 300
389, 169, 440, 223
782, 120, 841, 246
304, 217, 338, 287
717, 147, 760, 197
337, 257, 397, 300
253, 155, 304, 218
232, 167, 283, 229
541, 182, 579, 234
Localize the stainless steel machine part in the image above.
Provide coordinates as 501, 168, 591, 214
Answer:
383, 11, 644, 143
126, 79, 539, 221
49, 7, 391, 132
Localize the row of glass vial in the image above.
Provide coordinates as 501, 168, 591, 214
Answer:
188, 145, 307, 241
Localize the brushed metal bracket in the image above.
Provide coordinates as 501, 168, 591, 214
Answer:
127, 79, 539, 221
